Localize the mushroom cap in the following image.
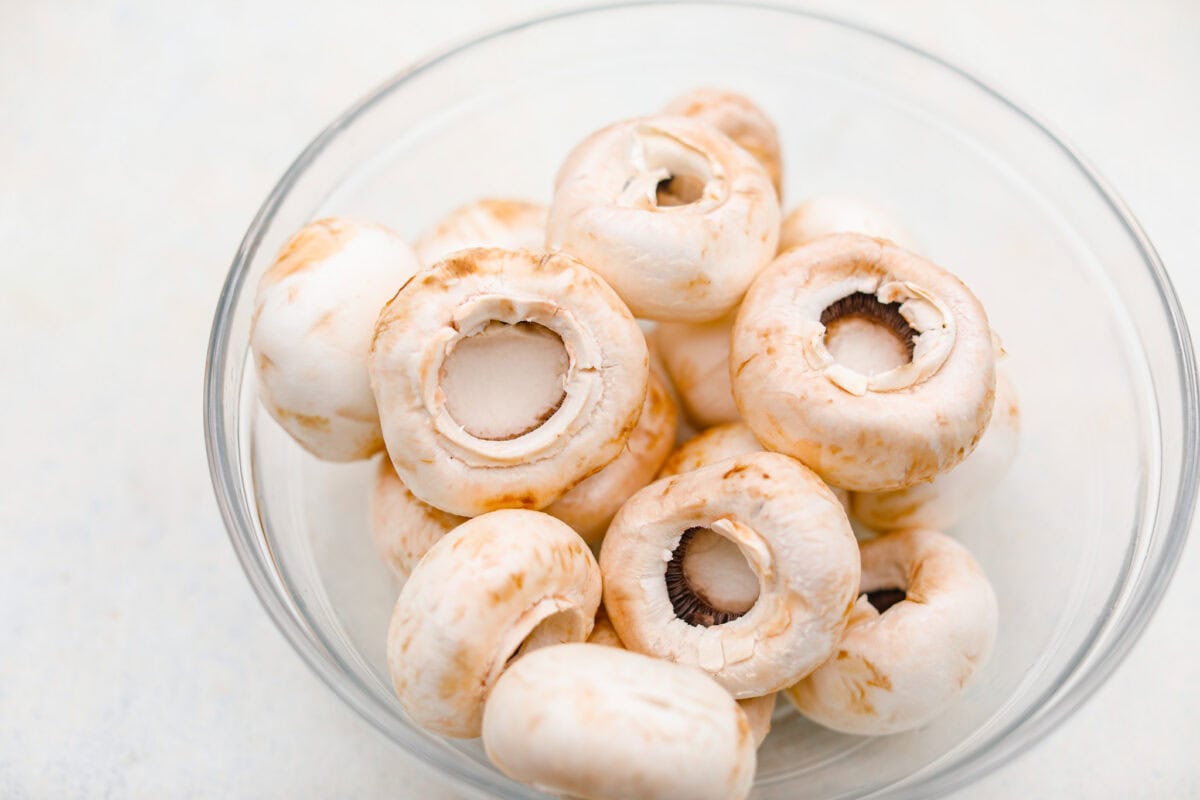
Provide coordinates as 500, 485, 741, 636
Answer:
601, 451, 860, 697
731, 233, 996, 491
370, 248, 649, 516
387, 510, 600, 738
662, 87, 783, 198
414, 198, 546, 266
544, 372, 678, 549
852, 369, 1020, 531
738, 692, 778, 748
779, 195, 915, 252
482, 643, 756, 800
586, 604, 626, 649
653, 312, 739, 428
251, 217, 420, 461
369, 455, 466, 579
785, 528, 997, 735
657, 422, 763, 479
546, 115, 780, 322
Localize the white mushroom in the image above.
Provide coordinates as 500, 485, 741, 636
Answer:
785, 528, 997, 735
738, 692, 778, 748
731, 233, 996, 491
658, 422, 851, 516
544, 372, 678, 549
387, 510, 600, 738
662, 87, 783, 198
414, 198, 546, 266
852, 369, 1020, 530
657, 421, 763, 479
601, 452, 859, 697
546, 115, 780, 322
653, 312, 739, 428
779, 194, 915, 252
586, 604, 625, 649
370, 248, 648, 516
482, 643, 756, 800
251, 217, 420, 460
369, 455, 466, 579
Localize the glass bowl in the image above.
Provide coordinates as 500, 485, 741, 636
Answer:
204, 3, 1198, 797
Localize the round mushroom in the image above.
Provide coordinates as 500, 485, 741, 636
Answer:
544, 372, 678, 549
731, 233, 996, 491
387, 510, 600, 738
852, 369, 1020, 531
657, 421, 763, 479
785, 528, 997, 735
482, 643, 756, 800
779, 194, 915, 252
370, 248, 648, 516
546, 115, 780, 322
662, 87, 783, 198
251, 217, 420, 461
586, 604, 625, 649
601, 451, 860, 697
653, 312, 740, 428
369, 455, 466, 579
414, 198, 546, 266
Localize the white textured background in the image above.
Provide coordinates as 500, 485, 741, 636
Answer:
1, 1, 1197, 797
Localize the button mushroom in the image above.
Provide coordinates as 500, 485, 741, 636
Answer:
370, 248, 649, 516
786, 528, 997, 735
852, 369, 1020, 531
601, 451, 860, 697
544, 372, 678, 549
414, 198, 546, 266
387, 510, 600, 738
731, 233, 996, 491
586, 604, 625, 649
657, 421, 763, 479
779, 194, 915, 252
482, 643, 756, 800
369, 455, 466, 579
546, 115, 780, 322
251, 217, 420, 461
653, 312, 741, 428
662, 87, 783, 198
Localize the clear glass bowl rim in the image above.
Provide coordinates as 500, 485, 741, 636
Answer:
203, 2, 1200, 797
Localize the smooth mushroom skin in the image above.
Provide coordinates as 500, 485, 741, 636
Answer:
653, 312, 740, 428
785, 528, 998, 735
584, 604, 774, 747
663, 87, 783, 198
414, 198, 546, 266
482, 643, 756, 800
370, 248, 649, 516
731, 233, 996, 491
369, 455, 467, 579
738, 692, 778, 748
546, 115, 780, 322
779, 195, 915, 253
387, 510, 600, 738
587, 604, 626, 648
544, 372, 678, 549
251, 217, 421, 461
852, 370, 1020, 531
601, 452, 860, 697
657, 421, 763, 479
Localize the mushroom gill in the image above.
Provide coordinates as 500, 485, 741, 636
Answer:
865, 588, 907, 614
665, 527, 761, 626
820, 291, 917, 376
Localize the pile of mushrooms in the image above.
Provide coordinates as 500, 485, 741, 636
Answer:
250, 87, 1016, 800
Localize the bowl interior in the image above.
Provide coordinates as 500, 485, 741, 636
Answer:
209, 5, 1194, 799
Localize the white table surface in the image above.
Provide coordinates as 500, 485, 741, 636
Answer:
2, 1, 1197, 797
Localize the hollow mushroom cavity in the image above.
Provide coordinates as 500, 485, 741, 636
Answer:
370, 248, 648, 516
250, 217, 421, 461
601, 451, 859, 697
785, 528, 998, 736
546, 114, 779, 322
387, 510, 600, 738
732, 233, 996, 491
